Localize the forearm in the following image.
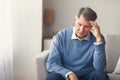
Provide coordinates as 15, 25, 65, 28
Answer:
96, 34, 103, 43
93, 41, 106, 70
46, 60, 71, 79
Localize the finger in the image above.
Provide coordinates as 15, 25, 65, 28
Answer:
89, 21, 94, 25
90, 21, 99, 29
89, 21, 97, 26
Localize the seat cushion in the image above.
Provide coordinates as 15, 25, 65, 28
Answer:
108, 73, 120, 80
113, 56, 120, 74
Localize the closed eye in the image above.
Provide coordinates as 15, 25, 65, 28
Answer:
78, 23, 82, 26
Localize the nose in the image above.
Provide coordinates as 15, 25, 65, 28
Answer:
79, 26, 84, 32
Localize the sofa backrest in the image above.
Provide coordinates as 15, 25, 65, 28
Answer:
46, 34, 120, 73
105, 35, 120, 73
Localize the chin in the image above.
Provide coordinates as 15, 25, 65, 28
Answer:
77, 34, 84, 38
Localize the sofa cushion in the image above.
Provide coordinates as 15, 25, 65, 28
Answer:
105, 35, 120, 73
113, 56, 120, 74
108, 73, 120, 80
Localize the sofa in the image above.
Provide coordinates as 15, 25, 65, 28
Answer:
36, 35, 120, 80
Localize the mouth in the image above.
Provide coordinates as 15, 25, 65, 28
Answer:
77, 32, 84, 35
76, 33, 84, 37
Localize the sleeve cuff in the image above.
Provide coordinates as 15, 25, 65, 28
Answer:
94, 41, 103, 45
65, 71, 73, 80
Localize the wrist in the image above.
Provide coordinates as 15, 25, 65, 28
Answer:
67, 73, 74, 79
66, 72, 73, 80
96, 36, 102, 43
67, 73, 72, 79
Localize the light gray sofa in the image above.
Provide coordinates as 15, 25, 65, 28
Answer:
36, 35, 120, 80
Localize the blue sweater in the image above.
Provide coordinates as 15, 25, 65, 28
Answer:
46, 27, 106, 79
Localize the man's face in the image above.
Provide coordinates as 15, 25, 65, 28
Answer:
75, 14, 92, 39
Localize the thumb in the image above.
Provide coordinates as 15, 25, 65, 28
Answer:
90, 29, 94, 33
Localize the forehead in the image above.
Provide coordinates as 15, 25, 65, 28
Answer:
77, 15, 90, 26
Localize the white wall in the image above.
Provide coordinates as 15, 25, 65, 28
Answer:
11, 0, 42, 80
43, 0, 120, 36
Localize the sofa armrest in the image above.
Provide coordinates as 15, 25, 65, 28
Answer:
36, 50, 50, 80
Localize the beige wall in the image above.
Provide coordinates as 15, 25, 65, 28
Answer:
43, 0, 120, 37
11, 0, 42, 80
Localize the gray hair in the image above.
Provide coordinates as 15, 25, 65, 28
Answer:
77, 7, 97, 21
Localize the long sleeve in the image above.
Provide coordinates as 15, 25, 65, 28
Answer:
46, 32, 71, 79
93, 36, 106, 70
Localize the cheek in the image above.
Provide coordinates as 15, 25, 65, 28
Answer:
76, 27, 80, 32
75, 27, 79, 34
85, 28, 91, 32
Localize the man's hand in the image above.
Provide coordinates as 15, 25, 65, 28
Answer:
67, 73, 78, 80
89, 21, 102, 43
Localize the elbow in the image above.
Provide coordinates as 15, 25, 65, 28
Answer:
94, 66, 105, 71
93, 63, 106, 71
46, 62, 51, 72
